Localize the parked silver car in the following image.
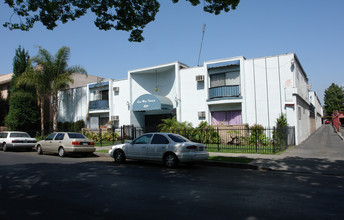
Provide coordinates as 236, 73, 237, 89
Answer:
35, 132, 96, 157
109, 133, 209, 167
0, 131, 37, 151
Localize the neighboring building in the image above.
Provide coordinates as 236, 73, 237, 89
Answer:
0, 73, 13, 99
58, 53, 323, 144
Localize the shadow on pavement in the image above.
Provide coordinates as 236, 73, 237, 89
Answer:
252, 157, 344, 175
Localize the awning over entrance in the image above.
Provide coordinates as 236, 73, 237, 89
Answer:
133, 94, 173, 112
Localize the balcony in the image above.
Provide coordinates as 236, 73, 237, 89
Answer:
89, 100, 109, 110
209, 85, 240, 99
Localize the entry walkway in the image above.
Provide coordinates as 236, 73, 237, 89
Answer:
248, 124, 344, 175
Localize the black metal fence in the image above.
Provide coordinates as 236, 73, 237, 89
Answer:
80, 125, 295, 154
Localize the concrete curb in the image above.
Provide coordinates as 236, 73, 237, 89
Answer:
337, 132, 344, 141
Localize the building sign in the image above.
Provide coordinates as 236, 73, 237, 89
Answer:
132, 94, 173, 112
136, 98, 156, 109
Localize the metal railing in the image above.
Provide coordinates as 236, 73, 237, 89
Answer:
209, 85, 240, 99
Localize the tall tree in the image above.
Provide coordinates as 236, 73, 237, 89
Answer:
5, 46, 40, 132
3, 0, 240, 42
324, 83, 344, 116
17, 46, 87, 134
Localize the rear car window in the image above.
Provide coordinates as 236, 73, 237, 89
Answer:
168, 134, 190, 143
0, 133, 8, 138
10, 132, 30, 138
67, 133, 86, 139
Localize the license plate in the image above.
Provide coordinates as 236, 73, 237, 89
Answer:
199, 147, 204, 151
83, 143, 88, 145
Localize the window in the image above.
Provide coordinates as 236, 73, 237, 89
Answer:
55, 133, 65, 140
212, 111, 242, 125
68, 133, 86, 139
0, 133, 8, 138
10, 132, 30, 138
91, 89, 109, 101
102, 90, 109, 100
210, 73, 225, 87
210, 71, 240, 88
133, 134, 153, 144
168, 134, 190, 143
99, 117, 109, 126
298, 107, 301, 120
151, 134, 169, 144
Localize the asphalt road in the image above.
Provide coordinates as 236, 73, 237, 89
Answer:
0, 150, 343, 220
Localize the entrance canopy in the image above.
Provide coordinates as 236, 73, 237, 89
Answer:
133, 94, 173, 112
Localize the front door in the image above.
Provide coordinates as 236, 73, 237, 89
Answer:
145, 114, 172, 132
126, 134, 153, 159
147, 134, 170, 160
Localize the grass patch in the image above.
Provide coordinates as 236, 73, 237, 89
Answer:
206, 144, 291, 155
96, 150, 109, 153
208, 156, 254, 163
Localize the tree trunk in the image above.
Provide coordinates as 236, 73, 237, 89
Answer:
40, 97, 44, 137
52, 92, 58, 132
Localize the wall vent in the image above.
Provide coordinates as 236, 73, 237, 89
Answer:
198, 111, 206, 118
111, 115, 119, 121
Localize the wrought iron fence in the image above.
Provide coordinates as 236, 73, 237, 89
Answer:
159, 126, 295, 154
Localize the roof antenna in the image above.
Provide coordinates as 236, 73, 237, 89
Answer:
197, 24, 206, 66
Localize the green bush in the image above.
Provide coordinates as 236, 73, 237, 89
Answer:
249, 124, 270, 146
190, 122, 220, 144
57, 120, 85, 132
273, 114, 289, 146
74, 120, 85, 132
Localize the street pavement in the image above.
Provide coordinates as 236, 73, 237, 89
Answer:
97, 124, 344, 175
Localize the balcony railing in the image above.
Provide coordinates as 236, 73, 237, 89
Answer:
89, 100, 109, 110
209, 85, 240, 99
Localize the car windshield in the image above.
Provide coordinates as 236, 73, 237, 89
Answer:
68, 133, 86, 139
10, 132, 30, 138
168, 134, 190, 143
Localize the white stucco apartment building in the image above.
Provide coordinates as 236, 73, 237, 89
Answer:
58, 53, 323, 145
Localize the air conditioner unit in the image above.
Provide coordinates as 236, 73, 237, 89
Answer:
198, 111, 206, 118
196, 75, 204, 82
111, 115, 119, 121
113, 87, 120, 92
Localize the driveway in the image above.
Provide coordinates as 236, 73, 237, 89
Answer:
251, 124, 344, 175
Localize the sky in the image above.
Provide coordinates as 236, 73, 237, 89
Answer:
1, 0, 343, 104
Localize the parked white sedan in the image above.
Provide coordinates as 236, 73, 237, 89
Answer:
0, 131, 37, 151
35, 132, 96, 157
109, 133, 209, 167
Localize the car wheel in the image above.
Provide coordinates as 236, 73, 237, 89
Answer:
37, 145, 43, 155
164, 153, 179, 168
114, 150, 126, 163
58, 147, 65, 157
3, 143, 8, 152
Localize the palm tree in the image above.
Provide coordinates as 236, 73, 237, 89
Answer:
17, 46, 87, 135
